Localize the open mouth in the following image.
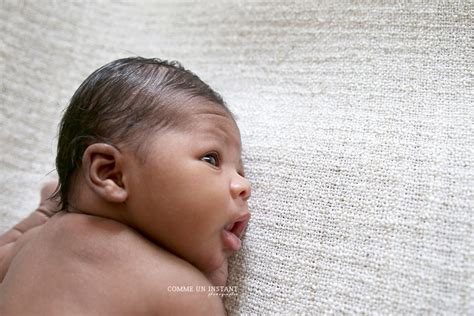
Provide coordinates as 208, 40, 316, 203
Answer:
224, 213, 250, 238
222, 213, 251, 252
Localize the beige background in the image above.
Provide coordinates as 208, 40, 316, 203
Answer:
1, 1, 472, 314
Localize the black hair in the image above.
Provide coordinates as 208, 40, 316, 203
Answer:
54, 57, 231, 209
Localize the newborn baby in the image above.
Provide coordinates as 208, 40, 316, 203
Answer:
0, 57, 251, 314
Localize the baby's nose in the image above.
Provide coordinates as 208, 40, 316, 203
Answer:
230, 177, 251, 201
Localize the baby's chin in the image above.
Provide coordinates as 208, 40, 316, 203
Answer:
193, 249, 229, 274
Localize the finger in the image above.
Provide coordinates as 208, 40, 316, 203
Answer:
39, 180, 61, 215
0, 180, 59, 247
0, 230, 22, 247
0, 211, 49, 247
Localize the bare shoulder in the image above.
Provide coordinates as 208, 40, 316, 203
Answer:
60, 214, 225, 315
0, 212, 224, 315
59, 212, 226, 314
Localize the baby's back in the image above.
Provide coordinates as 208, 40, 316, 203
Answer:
0, 211, 224, 315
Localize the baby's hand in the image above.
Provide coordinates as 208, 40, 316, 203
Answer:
0, 180, 60, 247
0, 181, 61, 282
205, 258, 229, 287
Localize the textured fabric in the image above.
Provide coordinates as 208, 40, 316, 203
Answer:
0, 1, 472, 314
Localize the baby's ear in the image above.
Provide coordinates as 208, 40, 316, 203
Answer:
82, 143, 128, 203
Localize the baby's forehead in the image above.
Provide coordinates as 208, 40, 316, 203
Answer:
130, 97, 241, 154
184, 99, 234, 120
178, 100, 239, 136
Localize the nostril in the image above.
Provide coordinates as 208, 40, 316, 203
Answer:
241, 189, 250, 201
231, 178, 252, 201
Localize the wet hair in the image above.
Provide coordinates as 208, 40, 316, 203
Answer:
54, 57, 232, 209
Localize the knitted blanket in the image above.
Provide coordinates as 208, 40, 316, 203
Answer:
1, 1, 472, 314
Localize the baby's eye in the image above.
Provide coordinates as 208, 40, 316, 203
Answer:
201, 153, 220, 167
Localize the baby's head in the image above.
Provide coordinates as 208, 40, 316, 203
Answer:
56, 57, 251, 272
56, 57, 231, 208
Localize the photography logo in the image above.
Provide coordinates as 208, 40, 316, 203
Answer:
167, 285, 238, 297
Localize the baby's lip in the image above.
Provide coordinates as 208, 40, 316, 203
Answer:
224, 212, 251, 238
221, 212, 251, 252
